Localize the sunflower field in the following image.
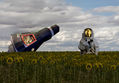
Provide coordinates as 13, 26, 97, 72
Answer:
0, 51, 119, 83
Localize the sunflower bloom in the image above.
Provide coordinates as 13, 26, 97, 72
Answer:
86, 63, 92, 71
7, 57, 13, 64
31, 59, 38, 64
110, 65, 116, 70
95, 62, 103, 69
15, 57, 24, 63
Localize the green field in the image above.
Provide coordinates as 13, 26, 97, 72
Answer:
0, 51, 119, 83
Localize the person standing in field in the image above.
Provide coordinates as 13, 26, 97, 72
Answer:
78, 28, 99, 55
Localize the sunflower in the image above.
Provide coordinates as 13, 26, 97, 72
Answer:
31, 59, 38, 64
110, 65, 116, 71
6, 57, 13, 64
95, 62, 103, 69
15, 57, 24, 63
86, 63, 92, 71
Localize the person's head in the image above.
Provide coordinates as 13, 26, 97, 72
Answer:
84, 28, 93, 37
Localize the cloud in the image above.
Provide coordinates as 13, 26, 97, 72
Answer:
93, 6, 119, 13
0, 41, 11, 46
0, 0, 119, 52
0, 0, 66, 12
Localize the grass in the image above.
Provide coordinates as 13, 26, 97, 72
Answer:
0, 51, 119, 83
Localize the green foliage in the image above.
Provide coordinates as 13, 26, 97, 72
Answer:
0, 51, 119, 83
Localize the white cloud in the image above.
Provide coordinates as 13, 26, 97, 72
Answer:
0, 0, 119, 52
0, 41, 11, 46
114, 15, 119, 20
93, 6, 119, 13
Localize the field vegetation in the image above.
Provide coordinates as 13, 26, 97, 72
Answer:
0, 51, 119, 83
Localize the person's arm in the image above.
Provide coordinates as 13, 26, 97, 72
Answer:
79, 38, 89, 50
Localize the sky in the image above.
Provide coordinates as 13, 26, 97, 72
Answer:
66, 0, 119, 9
0, 0, 119, 52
